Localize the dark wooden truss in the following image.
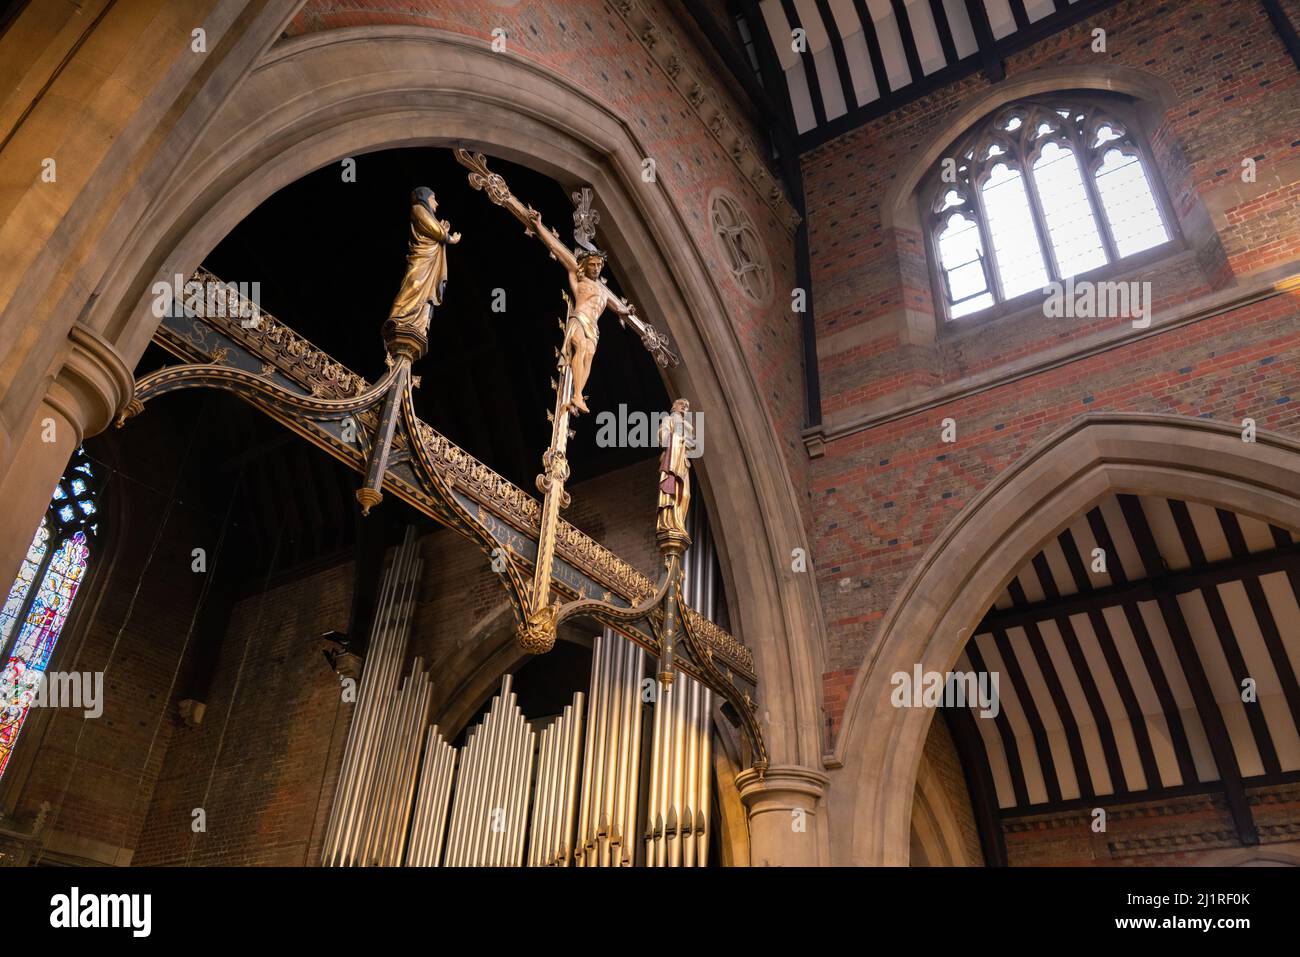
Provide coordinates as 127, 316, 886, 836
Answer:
121, 270, 768, 771
956, 494, 1300, 856
740, 0, 1125, 151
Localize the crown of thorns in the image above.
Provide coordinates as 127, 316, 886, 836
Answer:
576, 247, 607, 264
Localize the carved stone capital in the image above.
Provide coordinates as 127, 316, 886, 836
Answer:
736, 764, 830, 813
47, 324, 134, 441
736, 765, 830, 866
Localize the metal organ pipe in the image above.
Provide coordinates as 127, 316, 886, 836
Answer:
574, 629, 646, 866
440, 676, 538, 866
323, 517, 721, 868
405, 725, 455, 866
645, 509, 717, 867
525, 691, 584, 866
322, 529, 422, 867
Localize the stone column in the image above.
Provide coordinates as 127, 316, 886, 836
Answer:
0, 325, 132, 590
736, 764, 830, 866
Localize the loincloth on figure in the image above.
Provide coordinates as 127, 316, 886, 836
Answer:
565, 309, 600, 346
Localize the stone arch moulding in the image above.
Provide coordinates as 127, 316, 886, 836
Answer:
830, 412, 1300, 865
70, 27, 827, 785
882, 64, 1179, 234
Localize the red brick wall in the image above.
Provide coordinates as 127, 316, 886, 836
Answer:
133, 561, 353, 867
918, 714, 985, 865
802, 0, 1300, 730
1004, 783, 1300, 865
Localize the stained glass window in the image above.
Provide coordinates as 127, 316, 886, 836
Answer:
926, 96, 1172, 320
0, 448, 99, 781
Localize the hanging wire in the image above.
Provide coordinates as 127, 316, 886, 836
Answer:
118, 448, 248, 848
182, 509, 286, 866
304, 597, 352, 866
33, 395, 213, 865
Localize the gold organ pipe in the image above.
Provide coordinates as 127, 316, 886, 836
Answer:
617, 638, 638, 866
683, 677, 700, 868
474, 682, 510, 865
545, 719, 562, 865
643, 506, 717, 868
551, 716, 566, 865
480, 695, 505, 866
358, 672, 406, 864
598, 634, 621, 868
619, 639, 640, 866
493, 694, 521, 865
558, 704, 575, 864
550, 698, 570, 864
446, 712, 482, 866
543, 708, 567, 864
442, 729, 466, 866
697, 687, 712, 865
645, 676, 666, 867
585, 632, 613, 866
323, 537, 404, 865
324, 532, 420, 866
493, 689, 522, 865
382, 673, 418, 865
389, 669, 431, 865
541, 720, 559, 865
411, 725, 439, 866
426, 733, 457, 865
574, 636, 601, 866
475, 701, 496, 862
676, 670, 696, 868
407, 723, 455, 866
660, 686, 675, 868
468, 696, 499, 865
527, 724, 548, 866
376, 673, 415, 865
449, 707, 486, 863
510, 721, 536, 866
610, 638, 635, 866
560, 691, 585, 866
361, 545, 421, 865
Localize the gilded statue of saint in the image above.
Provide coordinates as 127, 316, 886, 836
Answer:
384, 187, 460, 352
531, 214, 639, 415
656, 399, 695, 538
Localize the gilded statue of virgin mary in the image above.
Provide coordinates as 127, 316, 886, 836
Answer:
383, 187, 460, 359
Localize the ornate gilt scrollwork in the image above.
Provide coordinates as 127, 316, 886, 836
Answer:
126, 205, 765, 769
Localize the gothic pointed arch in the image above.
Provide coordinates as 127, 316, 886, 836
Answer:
831, 413, 1300, 864
57, 25, 826, 783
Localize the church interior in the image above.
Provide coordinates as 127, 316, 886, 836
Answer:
2, 0, 1300, 874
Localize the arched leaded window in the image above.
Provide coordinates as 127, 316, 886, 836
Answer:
0, 447, 100, 780
925, 96, 1174, 320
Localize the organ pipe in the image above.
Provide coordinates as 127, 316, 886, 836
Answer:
322, 529, 422, 866
527, 692, 585, 865
405, 725, 456, 866
442, 675, 537, 866
323, 515, 722, 868
575, 629, 646, 866
645, 508, 717, 867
